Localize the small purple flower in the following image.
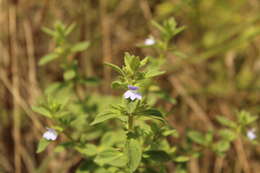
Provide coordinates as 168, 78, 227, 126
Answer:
43, 128, 58, 141
124, 85, 142, 101
247, 129, 256, 140
128, 85, 139, 90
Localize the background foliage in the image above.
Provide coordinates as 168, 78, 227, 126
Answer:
0, 0, 260, 173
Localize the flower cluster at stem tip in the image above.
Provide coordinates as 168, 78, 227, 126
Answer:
124, 85, 142, 101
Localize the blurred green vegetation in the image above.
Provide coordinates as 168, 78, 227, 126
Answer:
0, 0, 260, 173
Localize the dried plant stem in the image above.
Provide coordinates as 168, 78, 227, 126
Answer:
213, 156, 224, 173
23, 20, 39, 104
201, 150, 212, 173
8, 4, 21, 173
34, 0, 49, 31
139, 0, 156, 35
139, 0, 152, 20
0, 68, 43, 129
20, 147, 35, 173
169, 77, 213, 129
100, 0, 112, 92
188, 158, 200, 173
234, 138, 251, 173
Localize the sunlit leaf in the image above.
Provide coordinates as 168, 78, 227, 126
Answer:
32, 106, 52, 118
39, 53, 59, 66
65, 23, 76, 35
219, 129, 237, 141
145, 70, 165, 78
187, 131, 206, 146
71, 41, 90, 52
104, 63, 124, 76
64, 70, 76, 81
216, 116, 237, 128
94, 148, 127, 167
36, 138, 51, 153
126, 138, 142, 172
76, 144, 98, 157
91, 112, 120, 125
173, 156, 190, 162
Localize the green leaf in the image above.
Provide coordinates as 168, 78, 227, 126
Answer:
100, 131, 126, 147
32, 106, 52, 118
63, 70, 76, 81
246, 115, 258, 124
173, 156, 190, 162
94, 148, 127, 167
42, 27, 56, 37
76, 144, 98, 157
205, 131, 213, 144
71, 41, 90, 52
151, 20, 166, 33
140, 57, 149, 67
144, 150, 171, 162
126, 138, 142, 173
104, 63, 124, 76
127, 101, 139, 114
213, 141, 230, 153
237, 110, 258, 125
49, 87, 72, 112
173, 26, 186, 36
111, 81, 125, 89
141, 109, 163, 117
44, 82, 65, 94
130, 56, 140, 71
219, 129, 237, 141
145, 70, 165, 78
138, 109, 165, 122
54, 142, 75, 153
216, 116, 237, 128
91, 112, 119, 125
65, 23, 76, 36
187, 131, 206, 146
76, 160, 98, 173
39, 53, 59, 66
36, 138, 51, 153
124, 53, 133, 72
162, 129, 179, 137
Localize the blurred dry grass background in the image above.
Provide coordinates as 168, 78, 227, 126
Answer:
1, 0, 260, 173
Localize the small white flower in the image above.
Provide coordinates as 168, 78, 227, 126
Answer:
247, 129, 256, 140
43, 128, 58, 141
124, 85, 142, 101
144, 37, 155, 46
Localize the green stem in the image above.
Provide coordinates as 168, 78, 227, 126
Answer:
128, 114, 134, 131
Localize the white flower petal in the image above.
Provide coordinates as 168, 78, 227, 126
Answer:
144, 37, 155, 46
135, 93, 142, 100
124, 90, 142, 101
247, 130, 256, 140
124, 90, 132, 99
43, 128, 58, 141
130, 93, 136, 101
